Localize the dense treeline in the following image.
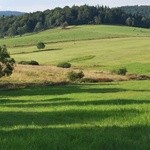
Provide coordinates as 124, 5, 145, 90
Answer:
120, 6, 150, 18
0, 5, 150, 37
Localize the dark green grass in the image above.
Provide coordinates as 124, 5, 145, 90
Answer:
0, 81, 150, 150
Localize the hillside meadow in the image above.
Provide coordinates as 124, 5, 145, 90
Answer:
1, 25, 150, 47
9, 36, 150, 74
0, 25, 150, 149
1, 25, 147, 75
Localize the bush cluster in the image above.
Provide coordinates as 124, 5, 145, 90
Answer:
37, 42, 45, 49
112, 67, 127, 75
68, 71, 84, 81
18, 60, 39, 65
57, 62, 71, 68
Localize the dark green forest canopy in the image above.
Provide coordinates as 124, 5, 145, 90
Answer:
0, 5, 150, 37
120, 5, 150, 18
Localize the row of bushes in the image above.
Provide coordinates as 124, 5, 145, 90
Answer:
18, 60, 128, 75
56, 62, 128, 76
18, 60, 39, 65
18, 61, 71, 68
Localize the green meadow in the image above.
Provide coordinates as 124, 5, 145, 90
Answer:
1, 25, 150, 47
0, 25, 150, 149
0, 81, 150, 149
1, 25, 148, 75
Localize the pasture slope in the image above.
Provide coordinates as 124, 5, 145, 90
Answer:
0, 25, 150, 150
6, 25, 150, 75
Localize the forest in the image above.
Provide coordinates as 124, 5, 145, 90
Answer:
120, 5, 150, 18
0, 5, 150, 37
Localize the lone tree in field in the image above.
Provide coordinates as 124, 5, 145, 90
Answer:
62, 21, 68, 29
37, 42, 45, 49
0, 45, 15, 77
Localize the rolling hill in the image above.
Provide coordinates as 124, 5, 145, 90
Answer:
0, 11, 24, 16
0, 25, 148, 75
1, 25, 150, 47
0, 23, 150, 149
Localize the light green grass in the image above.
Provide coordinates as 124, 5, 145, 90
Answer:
1, 25, 150, 47
0, 25, 149, 74
0, 81, 150, 149
10, 37, 150, 74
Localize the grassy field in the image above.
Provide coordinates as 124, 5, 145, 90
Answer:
1, 25, 150, 47
1, 25, 147, 75
9, 37, 150, 75
0, 25, 150, 149
0, 81, 150, 149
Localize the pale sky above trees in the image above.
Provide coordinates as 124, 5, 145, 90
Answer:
0, 0, 149, 12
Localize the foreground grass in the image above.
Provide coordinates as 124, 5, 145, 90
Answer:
0, 81, 150, 150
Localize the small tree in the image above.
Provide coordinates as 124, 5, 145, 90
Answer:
37, 42, 45, 49
62, 21, 68, 29
112, 67, 127, 75
0, 45, 15, 77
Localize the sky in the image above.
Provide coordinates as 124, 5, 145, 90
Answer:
0, 0, 149, 12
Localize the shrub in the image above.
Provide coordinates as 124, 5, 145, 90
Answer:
37, 42, 45, 49
62, 21, 68, 29
18, 61, 28, 65
18, 60, 39, 65
57, 62, 71, 68
29, 60, 39, 65
68, 71, 84, 81
112, 67, 127, 75
117, 67, 127, 75
0, 45, 15, 77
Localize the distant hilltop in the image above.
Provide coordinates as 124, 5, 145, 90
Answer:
0, 11, 25, 16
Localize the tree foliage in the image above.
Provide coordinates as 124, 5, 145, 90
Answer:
120, 6, 150, 18
0, 45, 15, 77
37, 42, 45, 49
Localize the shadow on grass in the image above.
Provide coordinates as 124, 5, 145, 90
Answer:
0, 125, 149, 150
0, 99, 150, 108
0, 85, 128, 97
0, 84, 149, 149
11, 48, 62, 55
0, 98, 71, 104
0, 109, 140, 127
0, 84, 149, 98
